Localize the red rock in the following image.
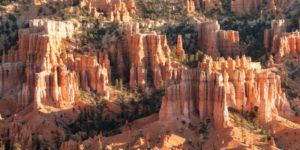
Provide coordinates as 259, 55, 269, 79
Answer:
159, 55, 292, 128
60, 140, 80, 150
1, 19, 110, 109
82, 0, 135, 22
264, 20, 286, 52
184, 0, 196, 13
125, 30, 174, 88
176, 35, 186, 59
264, 20, 300, 61
196, 21, 240, 58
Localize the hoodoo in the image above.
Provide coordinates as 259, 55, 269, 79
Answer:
0, 0, 299, 149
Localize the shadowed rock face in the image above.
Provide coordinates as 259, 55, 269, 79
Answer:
159, 55, 292, 128
264, 20, 300, 61
105, 24, 184, 89
196, 21, 240, 59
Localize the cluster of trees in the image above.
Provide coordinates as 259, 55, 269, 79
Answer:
164, 23, 198, 54
75, 22, 122, 53
228, 107, 259, 130
0, 13, 20, 55
68, 88, 164, 138
0, 0, 21, 5
181, 50, 204, 68
139, 0, 188, 21
200, 0, 273, 61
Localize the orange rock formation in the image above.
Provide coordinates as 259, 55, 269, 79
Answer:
196, 21, 240, 58
81, 0, 135, 22
1, 19, 110, 109
106, 24, 182, 89
176, 35, 186, 59
264, 20, 300, 61
159, 55, 292, 128
184, 0, 196, 13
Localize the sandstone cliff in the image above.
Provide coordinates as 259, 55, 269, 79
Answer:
106, 23, 183, 89
0, 18, 112, 149
81, 0, 135, 22
196, 21, 240, 59
264, 20, 300, 61
159, 55, 292, 128
1, 19, 110, 109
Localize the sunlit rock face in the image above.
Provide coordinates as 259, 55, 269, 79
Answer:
80, 0, 136, 22
106, 24, 183, 89
195, 21, 240, 59
159, 55, 292, 128
264, 20, 300, 61
1, 19, 110, 109
176, 34, 186, 59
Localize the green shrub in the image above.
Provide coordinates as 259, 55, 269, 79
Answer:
139, 0, 188, 21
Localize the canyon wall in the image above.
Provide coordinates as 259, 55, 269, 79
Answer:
107, 24, 183, 89
1, 19, 110, 110
0, 18, 111, 149
159, 55, 292, 128
80, 0, 136, 22
264, 20, 300, 61
196, 21, 240, 59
